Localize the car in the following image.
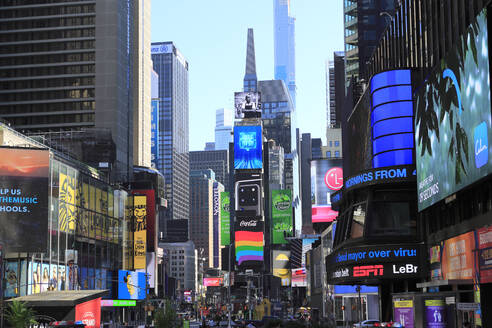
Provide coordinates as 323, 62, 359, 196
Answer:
353, 320, 381, 327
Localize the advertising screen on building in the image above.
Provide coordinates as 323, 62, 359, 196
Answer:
75, 298, 101, 328
133, 190, 156, 252
118, 270, 146, 300
0, 148, 49, 253
272, 250, 291, 286
234, 172, 262, 216
441, 231, 475, 280
235, 218, 264, 269
235, 92, 261, 119
311, 159, 343, 223
234, 125, 263, 169
415, 10, 492, 211
213, 182, 220, 268
220, 192, 230, 246
203, 277, 223, 287
291, 268, 307, 287
271, 190, 293, 244
133, 195, 147, 269
478, 226, 492, 283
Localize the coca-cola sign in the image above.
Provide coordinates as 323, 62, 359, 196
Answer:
239, 219, 258, 227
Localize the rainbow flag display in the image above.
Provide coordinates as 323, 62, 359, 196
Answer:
234, 219, 264, 267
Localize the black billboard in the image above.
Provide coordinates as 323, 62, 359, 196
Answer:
0, 148, 50, 252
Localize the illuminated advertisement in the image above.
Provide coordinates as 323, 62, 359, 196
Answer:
133, 195, 147, 269
235, 218, 264, 269
220, 192, 230, 246
151, 100, 159, 169
59, 172, 76, 233
291, 268, 306, 287
234, 125, 263, 169
271, 190, 293, 244
0, 148, 49, 252
416, 10, 492, 211
311, 159, 343, 223
394, 300, 414, 328
203, 277, 223, 287
478, 226, 492, 283
424, 300, 446, 328
132, 189, 156, 251
441, 231, 475, 280
370, 69, 414, 168
75, 297, 101, 328
344, 165, 416, 191
272, 250, 291, 286
234, 172, 262, 216
234, 91, 261, 119
326, 244, 425, 283
118, 270, 146, 300
101, 300, 136, 307
213, 182, 220, 267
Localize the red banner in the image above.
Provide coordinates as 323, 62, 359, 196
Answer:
75, 298, 101, 328
132, 189, 156, 251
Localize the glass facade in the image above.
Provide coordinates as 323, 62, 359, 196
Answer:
151, 42, 190, 223
3, 156, 129, 298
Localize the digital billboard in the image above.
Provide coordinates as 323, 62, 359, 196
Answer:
235, 218, 264, 269
234, 172, 262, 216
271, 190, 293, 244
132, 189, 156, 251
0, 148, 49, 252
234, 91, 261, 119
75, 298, 101, 328
234, 125, 263, 169
415, 10, 492, 211
118, 270, 146, 300
478, 226, 492, 283
370, 69, 414, 168
220, 192, 230, 246
213, 182, 220, 268
203, 277, 223, 287
272, 250, 291, 286
132, 195, 147, 269
291, 268, 307, 287
311, 159, 343, 223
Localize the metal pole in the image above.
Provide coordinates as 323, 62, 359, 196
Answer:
357, 285, 362, 323
227, 246, 231, 328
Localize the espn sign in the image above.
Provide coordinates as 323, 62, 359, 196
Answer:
353, 265, 384, 277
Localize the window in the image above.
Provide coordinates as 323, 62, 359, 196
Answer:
335, 141, 340, 147
335, 151, 340, 157
367, 202, 416, 236
350, 203, 366, 239
329, 141, 333, 147
326, 151, 331, 158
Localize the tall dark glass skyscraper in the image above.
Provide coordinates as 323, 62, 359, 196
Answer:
274, 0, 296, 107
151, 42, 190, 222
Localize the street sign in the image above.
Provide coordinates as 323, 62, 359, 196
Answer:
457, 303, 480, 311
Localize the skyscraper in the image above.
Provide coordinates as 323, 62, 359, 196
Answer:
274, 0, 296, 106
190, 150, 229, 190
344, 0, 397, 83
132, 0, 152, 168
214, 108, 234, 151
151, 42, 190, 223
0, 0, 140, 181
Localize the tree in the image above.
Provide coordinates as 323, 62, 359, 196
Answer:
154, 299, 182, 328
5, 300, 37, 328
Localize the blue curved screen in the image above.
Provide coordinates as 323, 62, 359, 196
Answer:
373, 117, 413, 139
371, 101, 413, 124
373, 149, 413, 168
372, 85, 413, 108
371, 69, 411, 93
373, 133, 414, 155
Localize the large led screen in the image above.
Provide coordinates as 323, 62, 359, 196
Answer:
415, 10, 492, 211
203, 277, 223, 287
0, 148, 49, 252
235, 218, 264, 270
118, 270, 146, 300
235, 92, 261, 119
271, 189, 293, 244
311, 159, 343, 223
234, 125, 263, 169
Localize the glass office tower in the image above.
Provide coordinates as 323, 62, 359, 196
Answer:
151, 42, 190, 223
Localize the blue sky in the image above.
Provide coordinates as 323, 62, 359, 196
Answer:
151, 1, 344, 151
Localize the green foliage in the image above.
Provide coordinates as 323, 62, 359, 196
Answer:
154, 300, 182, 328
5, 300, 37, 328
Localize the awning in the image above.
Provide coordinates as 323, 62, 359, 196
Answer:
6, 290, 108, 307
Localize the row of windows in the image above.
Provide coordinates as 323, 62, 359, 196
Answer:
0, 101, 95, 115
0, 52, 95, 66
1, 40, 94, 54
0, 28, 95, 43
0, 76, 94, 90
5, 112, 95, 126
0, 16, 95, 31
0, 4, 95, 19
326, 151, 341, 158
0, 88, 94, 102
0, 64, 94, 78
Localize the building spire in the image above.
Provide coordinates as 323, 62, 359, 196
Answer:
243, 28, 258, 92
